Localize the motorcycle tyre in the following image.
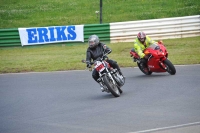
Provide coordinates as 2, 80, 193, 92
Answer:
137, 63, 152, 75
163, 59, 176, 75
103, 74, 120, 97
118, 88, 123, 94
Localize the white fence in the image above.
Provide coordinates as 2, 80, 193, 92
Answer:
110, 15, 200, 43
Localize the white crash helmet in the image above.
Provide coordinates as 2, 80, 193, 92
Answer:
88, 35, 100, 48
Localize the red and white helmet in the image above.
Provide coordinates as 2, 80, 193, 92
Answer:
137, 32, 146, 43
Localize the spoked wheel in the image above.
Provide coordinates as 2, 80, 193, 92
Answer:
163, 59, 176, 75
103, 74, 120, 97
137, 62, 152, 75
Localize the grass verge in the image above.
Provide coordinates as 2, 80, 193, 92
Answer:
0, 36, 199, 73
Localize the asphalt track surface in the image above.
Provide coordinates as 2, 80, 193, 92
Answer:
0, 65, 200, 133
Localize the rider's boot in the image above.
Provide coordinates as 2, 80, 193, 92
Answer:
99, 83, 105, 92
141, 63, 148, 72
97, 79, 105, 92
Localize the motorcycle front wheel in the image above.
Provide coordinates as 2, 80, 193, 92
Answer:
164, 59, 176, 75
103, 74, 120, 97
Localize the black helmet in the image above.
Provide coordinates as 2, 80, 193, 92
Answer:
137, 32, 146, 43
88, 35, 99, 48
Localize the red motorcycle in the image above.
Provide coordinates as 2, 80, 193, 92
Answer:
130, 41, 176, 75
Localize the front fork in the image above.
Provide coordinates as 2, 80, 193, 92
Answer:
107, 71, 117, 85
159, 57, 167, 70
99, 68, 117, 87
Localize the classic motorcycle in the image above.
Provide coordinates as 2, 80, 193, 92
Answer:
82, 52, 125, 97
130, 41, 176, 75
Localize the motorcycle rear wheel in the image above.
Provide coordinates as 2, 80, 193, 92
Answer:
164, 59, 176, 75
137, 63, 152, 75
103, 74, 120, 97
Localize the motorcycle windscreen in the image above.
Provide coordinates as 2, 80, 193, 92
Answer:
148, 43, 160, 50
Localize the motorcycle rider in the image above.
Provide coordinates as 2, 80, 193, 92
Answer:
133, 32, 156, 68
86, 34, 123, 91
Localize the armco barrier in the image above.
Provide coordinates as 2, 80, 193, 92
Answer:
0, 15, 199, 47
0, 24, 110, 47
84, 23, 110, 42
0, 28, 21, 47
110, 15, 200, 43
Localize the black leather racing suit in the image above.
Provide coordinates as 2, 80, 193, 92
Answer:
86, 42, 121, 82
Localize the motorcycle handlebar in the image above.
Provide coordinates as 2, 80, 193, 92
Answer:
81, 51, 110, 65
81, 60, 94, 65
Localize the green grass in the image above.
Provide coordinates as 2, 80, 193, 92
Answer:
0, 0, 200, 73
0, 0, 199, 28
0, 36, 200, 73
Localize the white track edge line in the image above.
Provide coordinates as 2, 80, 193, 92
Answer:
0, 64, 200, 75
128, 121, 200, 133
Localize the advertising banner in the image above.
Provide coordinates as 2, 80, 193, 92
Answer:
18, 25, 84, 46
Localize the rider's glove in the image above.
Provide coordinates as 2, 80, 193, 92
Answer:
144, 55, 149, 59
87, 64, 91, 68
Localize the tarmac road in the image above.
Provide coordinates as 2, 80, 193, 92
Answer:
0, 65, 200, 133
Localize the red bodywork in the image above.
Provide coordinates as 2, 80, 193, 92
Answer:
130, 41, 169, 72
